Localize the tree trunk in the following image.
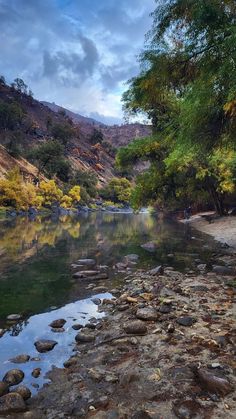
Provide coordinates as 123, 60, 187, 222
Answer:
208, 184, 225, 216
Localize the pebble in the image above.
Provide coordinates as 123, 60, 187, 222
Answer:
176, 316, 195, 327
31, 368, 41, 378
9, 354, 30, 364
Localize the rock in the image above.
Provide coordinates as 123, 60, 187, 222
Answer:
3, 369, 24, 386
196, 264, 207, 272
73, 272, 108, 280
6, 314, 22, 321
212, 265, 235, 275
34, 339, 57, 353
63, 356, 79, 368
141, 242, 157, 252
31, 368, 41, 378
124, 320, 147, 335
0, 329, 5, 338
77, 259, 96, 266
176, 316, 195, 327
75, 332, 95, 343
193, 367, 233, 396
131, 411, 152, 419
149, 265, 164, 275
92, 298, 101, 305
167, 323, 175, 333
9, 354, 30, 364
0, 393, 26, 414
173, 400, 205, 419
125, 254, 139, 261
73, 270, 100, 278
51, 327, 65, 333
72, 324, 83, 330
13, 385, 31, 400
159, 304, 172, 314
49, 318, 66, 328
136, 307, 158, 321
0, 381, 9, 397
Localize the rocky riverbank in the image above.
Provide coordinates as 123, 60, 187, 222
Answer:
183, 214, 236, 250
3, 250, 233, 419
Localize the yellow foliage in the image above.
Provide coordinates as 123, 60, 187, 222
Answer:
68, 185, 81, 203
60, 195, 72, 208
39, 180, 63, 206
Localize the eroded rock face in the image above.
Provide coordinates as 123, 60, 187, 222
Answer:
124, 320, 147, 335
34, 340, 57, 353
193, 368, 233, 396
49, 319, 66, 328
0, 392, 26, 414
136, 307, 158, 321
3, 369, 24, 386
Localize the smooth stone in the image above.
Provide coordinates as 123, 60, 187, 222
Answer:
0, 381, 9, 397
49, 318, 66, 328
92, 298, 101, 305
141, 242, 157, 252
63, 356, 79, 368
6, 314, 22, 321
34, 340, 57, 353
124, 320, 147, 335
173, 400, 205, 419
136, 307, 158, 321
72, 324, 83, 330
159, 304, 172, 314
13, 385, 31, 400
176, 316, 195, 327
75, 332, 95, 343
149, 265, 164, 275
0, 393, 26, 414
193, 368, 233, 396
9, 354, 30, 364
31, 368, 41, 378
51, 327, 65, 333
77, 259, 96, 266
3, 369, 24, 386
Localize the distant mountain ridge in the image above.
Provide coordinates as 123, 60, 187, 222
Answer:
41, 101, 152, 147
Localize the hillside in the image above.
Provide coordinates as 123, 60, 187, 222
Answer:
42, 101, 151, 147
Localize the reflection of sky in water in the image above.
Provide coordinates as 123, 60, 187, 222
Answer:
0, 293, 110, 394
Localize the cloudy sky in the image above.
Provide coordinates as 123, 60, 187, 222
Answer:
0, 0, 156, 124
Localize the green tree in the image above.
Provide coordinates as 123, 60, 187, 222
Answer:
0, 100, 24, 130
51, 122, 74, 145
100, 177, 132, 204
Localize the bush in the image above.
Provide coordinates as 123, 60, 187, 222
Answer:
0, 100, 24, 130
51, 122, 74, 145
71, 169, 97, 199
100, 177, 132, 204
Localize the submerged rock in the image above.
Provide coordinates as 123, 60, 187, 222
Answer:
0, 393, 26, 414
136, 307, 158, 321
3, 369, 24, 386
72, 324, 83, 330
193, 367, 233, 396
141, 242, 157, 252
34, 339, 57, 353
9, 354, 30, 364
13, 385, 31, 400
124, 320, 147, 335
49, 318, 66, 328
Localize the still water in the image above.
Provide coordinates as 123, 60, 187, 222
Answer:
0, 212, 217, 393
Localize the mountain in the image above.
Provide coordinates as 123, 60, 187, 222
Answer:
41, 101, 152, 147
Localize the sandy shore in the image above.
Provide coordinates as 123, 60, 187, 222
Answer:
183, 214, 236, 249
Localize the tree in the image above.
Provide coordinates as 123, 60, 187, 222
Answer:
39, 180, 63, 206
89, 128, 104, 145
51, 122, 74, 145
12, 78, 28, 94
0, 100, 24, 130
0, 75, 6, 85
100, 177, 132, 204
71, 169, 97, 199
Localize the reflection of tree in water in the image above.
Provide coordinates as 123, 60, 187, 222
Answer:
9, 319, 29, 336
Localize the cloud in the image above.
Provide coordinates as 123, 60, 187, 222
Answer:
0, 0, 156, 124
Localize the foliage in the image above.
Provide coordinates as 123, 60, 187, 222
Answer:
89, 128, 104, 145
11, 78, 28, 94
39, 180, 63, 206
120, 0, 236, 214
0, 100, 24, 130
71, 169, 97, 199
100, 177, 132, 204
51, 122, 74, 145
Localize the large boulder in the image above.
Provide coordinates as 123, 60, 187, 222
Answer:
3, 369, 24, 386
34, 339, 57, 353
0, 393, 26, 414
